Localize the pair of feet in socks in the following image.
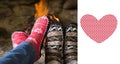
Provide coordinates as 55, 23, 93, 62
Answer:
46, 23, 77, 64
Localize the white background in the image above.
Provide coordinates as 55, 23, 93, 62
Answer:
78, 0, 120, 64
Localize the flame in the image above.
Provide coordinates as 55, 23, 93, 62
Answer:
53, 15, 59, 22
49, 14, 60, 22
43, 38, 46, 44
34, 0, 48, 19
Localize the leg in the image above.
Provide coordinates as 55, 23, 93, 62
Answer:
0, 31, 36, 64
64, 23, 77, 64
46, 23, 63, 64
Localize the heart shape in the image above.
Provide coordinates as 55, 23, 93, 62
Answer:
81, 14, 117, 43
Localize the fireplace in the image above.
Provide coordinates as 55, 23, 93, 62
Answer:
0, 0, 77, 64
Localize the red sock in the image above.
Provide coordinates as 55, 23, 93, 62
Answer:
11, 31, 28, 48
25, 16, 49, 60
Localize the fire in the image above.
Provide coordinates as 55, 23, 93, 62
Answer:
49, 14, 60, 22
34, 0, 48, 19
34, 0, 59, 21
43, 38, 46, 44
52, 15, 60, 22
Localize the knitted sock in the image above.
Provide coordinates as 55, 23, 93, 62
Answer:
11, 31, 28, 48
25, 16, 49, 60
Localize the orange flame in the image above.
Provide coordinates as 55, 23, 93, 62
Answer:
34, 0, 48, 19
53, 15, 59, 22
49, 14, 60, 22
43, 38, 46, 44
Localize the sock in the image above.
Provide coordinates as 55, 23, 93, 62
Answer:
11, 31, 28, 48
25, 16, 49, 60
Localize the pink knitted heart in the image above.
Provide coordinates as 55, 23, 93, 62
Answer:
81, 14, 117, 43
